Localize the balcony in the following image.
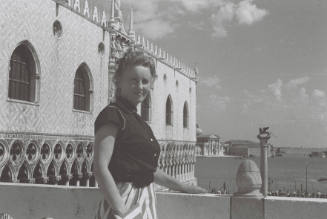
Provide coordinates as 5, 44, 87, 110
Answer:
1, 134, 327, 219
1, 182, 327, 219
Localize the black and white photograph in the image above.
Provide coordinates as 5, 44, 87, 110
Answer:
0, 0, 326, 218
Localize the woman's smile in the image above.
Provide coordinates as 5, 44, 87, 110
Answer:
117, 65, 152, 106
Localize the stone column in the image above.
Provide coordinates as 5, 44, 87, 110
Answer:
257, 127, 270, 197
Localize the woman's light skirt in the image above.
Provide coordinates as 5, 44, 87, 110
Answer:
94, 183, 158, 219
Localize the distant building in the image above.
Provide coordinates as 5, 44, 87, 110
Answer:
196, 134, 224, 156
309, 151, 327, 158
225, 140, 272, 157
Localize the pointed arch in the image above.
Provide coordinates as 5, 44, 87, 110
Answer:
47, 160, 56, 185
33, 161, 44, 184
8, 41, 40, 102
183, 101, 189, 128
17, 162, 29, 183
141, 94, 151, 122
166, 95, 173, 126
73, 62, 93, 111
58, 161, 69, 185
0, 164, 13, 182
70, 159, 79, 186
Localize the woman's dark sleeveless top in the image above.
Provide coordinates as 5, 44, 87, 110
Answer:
94, 97, 161, 188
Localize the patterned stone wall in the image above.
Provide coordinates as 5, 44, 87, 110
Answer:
0, 0, 109, 136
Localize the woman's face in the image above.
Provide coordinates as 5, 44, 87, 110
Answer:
117, 65, 153, 106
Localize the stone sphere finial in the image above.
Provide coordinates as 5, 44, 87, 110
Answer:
235, 159, 262, 197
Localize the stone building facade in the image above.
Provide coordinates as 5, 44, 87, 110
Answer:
0, 0, 198, 186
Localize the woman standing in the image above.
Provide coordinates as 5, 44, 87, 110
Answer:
94, 49, 207, 219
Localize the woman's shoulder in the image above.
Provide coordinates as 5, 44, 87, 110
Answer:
94, 103, 126, 132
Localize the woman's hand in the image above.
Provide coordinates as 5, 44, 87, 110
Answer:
182, 184, 208, 194
154, 169, 208, 194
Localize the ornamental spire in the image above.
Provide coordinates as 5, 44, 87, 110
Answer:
110, 0, 115, 21
128, 7, 135, 40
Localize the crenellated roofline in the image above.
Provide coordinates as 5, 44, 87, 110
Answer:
53, 0, 199, 81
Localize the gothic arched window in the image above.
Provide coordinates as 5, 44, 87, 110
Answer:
73, 63, 92, 111
166, 95, 173, 126
183, 102, 189, 128
141, 95, 151, 122
8, 43, 38, 101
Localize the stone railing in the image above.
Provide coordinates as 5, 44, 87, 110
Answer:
1, 159, 327, 219
0, 134, 196, 187
0, 133, 95, 187
157, 140, 197, 184
196, 142, 223, 156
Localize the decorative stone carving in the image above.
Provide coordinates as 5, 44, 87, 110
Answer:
40, 143, 51, 162
9, 141, 24, 166
0, 134, 196, 187
86, 143, 93, 158
0, 141, 9, 170
235, 159, 262, 197
65, 144, 74, 160
53, 143, 63, 160
26, 143, 38, 162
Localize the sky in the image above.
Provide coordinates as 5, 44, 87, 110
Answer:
95, 0, 327, 148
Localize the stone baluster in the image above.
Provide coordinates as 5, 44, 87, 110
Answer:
179, 145, 183, 181
184, 146, 187, 180
176, 146, 180, 179
175, 146, 179, 180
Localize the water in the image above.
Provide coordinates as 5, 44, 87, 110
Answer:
195, 156, 327, 194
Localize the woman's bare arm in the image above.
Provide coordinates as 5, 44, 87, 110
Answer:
153, 168, 207, 194
94, 124, 127, 215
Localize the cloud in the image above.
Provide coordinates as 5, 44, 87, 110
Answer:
268, 78, 283, 101
266, 77, 311, 102
312, 89, 325, 99
209, 94, 230, 112
242, 77, 327, 131
235, 0, 268, 25
241, 89, 264, 113
135, 19, 175, 39
200, 75, 222, 89
298, 87, 309, 103
124, 0, 175, 39
286, 76, 310, 88
211, 2, 235, 37
171, 0, 221, 12
211, 0, 268, 38
122, 0, 268, 39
